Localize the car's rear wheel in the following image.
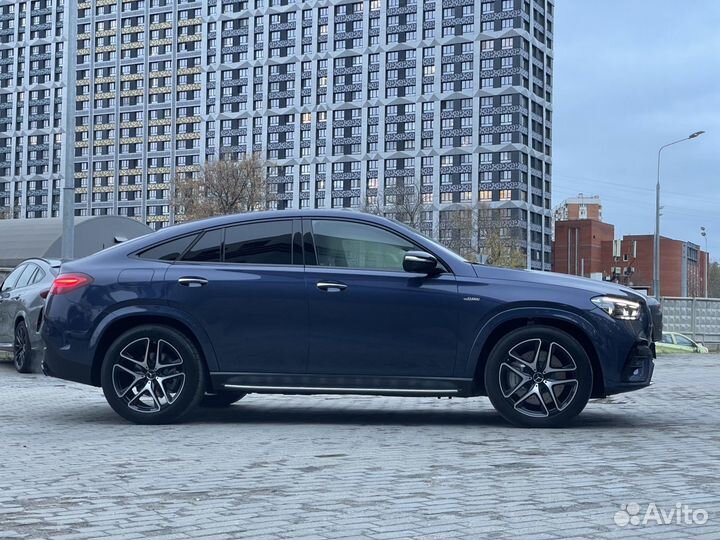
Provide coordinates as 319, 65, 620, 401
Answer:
484, 326, 593, 428
201, 391, 246, 407
100, 325, 205, 424
13, 320, 33, 373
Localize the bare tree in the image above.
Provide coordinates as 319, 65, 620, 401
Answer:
363, 185, 527, 268
476, 204, 526, 268
173, 152, 274, 222
709, 261, 720, 298
439, 205, 477, 261
362, 177, 430, 231
437, 203, 526, 267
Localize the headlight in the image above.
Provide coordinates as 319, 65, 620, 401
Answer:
591, 296, 642, 320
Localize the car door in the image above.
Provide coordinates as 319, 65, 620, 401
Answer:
0, 264, 27, 348
303, 218, 459, 378
162, 219, 309, 374
673, 334, 697, 353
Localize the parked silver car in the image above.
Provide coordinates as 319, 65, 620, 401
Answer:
0, 259, 60, 372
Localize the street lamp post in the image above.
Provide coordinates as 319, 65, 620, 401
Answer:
61, 0, 77, 260
654, 131, 705, 300
701, 227, 708, 298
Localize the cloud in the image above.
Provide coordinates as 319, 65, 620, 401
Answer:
552, 0, 720, 257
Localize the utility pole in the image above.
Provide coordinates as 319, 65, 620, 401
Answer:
654, 131, 705, 300
61, 0, 77, 260
701, 227, 708, 298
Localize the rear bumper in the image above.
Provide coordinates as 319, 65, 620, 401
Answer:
42, 346, 95, 385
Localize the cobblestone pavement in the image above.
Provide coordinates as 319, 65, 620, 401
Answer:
0, 354, 719, 540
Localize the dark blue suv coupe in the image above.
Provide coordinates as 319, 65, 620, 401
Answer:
42, 210, 659, 427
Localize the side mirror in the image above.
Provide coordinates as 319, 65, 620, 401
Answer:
403, 251, 439, 274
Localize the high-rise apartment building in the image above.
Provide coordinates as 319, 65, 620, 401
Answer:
0, 0, 554, 269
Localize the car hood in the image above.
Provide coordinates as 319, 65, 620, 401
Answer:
471, 264, 647, 301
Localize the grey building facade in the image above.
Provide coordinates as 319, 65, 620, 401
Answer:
0, 0, 554, 269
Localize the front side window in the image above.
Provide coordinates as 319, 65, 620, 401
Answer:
674, 335, 693, 347
224, 221, 292, 265
311, 220, 415, 271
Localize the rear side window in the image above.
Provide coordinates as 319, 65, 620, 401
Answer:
224, 221, 292, 265
1, 264, 27, 292
181, 229, 223, 263
139, 234, 198, 262
31, 268, 46, 285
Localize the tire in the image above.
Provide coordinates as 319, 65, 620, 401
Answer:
100, 325, 205, 425
484, 326, 593, 428
14, 320, 33, 374
201, 391, 246, 408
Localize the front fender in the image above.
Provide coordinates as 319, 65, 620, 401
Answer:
461, 306, 600, 378
88, 304, 221, 371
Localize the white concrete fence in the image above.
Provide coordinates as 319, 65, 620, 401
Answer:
661, 297, 720, 350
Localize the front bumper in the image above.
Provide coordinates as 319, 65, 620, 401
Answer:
605, 341, 655, 395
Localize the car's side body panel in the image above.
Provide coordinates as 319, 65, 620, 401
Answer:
164, 262, 309, 373
0, 260, 57, 359
41, 210, 656, 401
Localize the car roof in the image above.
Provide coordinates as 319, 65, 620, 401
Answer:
171, 209, 389, 231
72, 209, 474, 277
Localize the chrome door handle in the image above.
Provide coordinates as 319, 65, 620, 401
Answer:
178, 277, 208, 287
316, 281, 347, 292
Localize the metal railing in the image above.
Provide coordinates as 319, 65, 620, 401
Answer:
661, 297, 720, 346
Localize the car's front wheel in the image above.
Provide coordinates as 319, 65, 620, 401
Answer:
100, 325, 205, 424
484, 326, 593, 428
14, 320, 33, 373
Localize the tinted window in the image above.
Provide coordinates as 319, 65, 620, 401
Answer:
139, 235, 198, 262
661, 334, 673, 344
31, 268, 46, 285
14, 264, 38, 289
1, 264, 27, 292
311, 220, 415, 271
674, 335, 693, 347
224, 221, 293, 265
181, 229, 223, 263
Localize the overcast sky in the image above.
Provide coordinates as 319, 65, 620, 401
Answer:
552, 1, 720, 260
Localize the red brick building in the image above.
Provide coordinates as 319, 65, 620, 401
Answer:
602, 235, 708, 298
552, 194, 709, 297
554, 195, 603, 222
553, 219, 615, 277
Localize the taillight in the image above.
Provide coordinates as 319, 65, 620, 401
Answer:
49, 273, 93, 296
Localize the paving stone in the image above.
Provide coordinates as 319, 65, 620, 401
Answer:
0, 356, 718, 539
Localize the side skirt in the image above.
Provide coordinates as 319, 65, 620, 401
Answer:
210, 372, 478, 397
